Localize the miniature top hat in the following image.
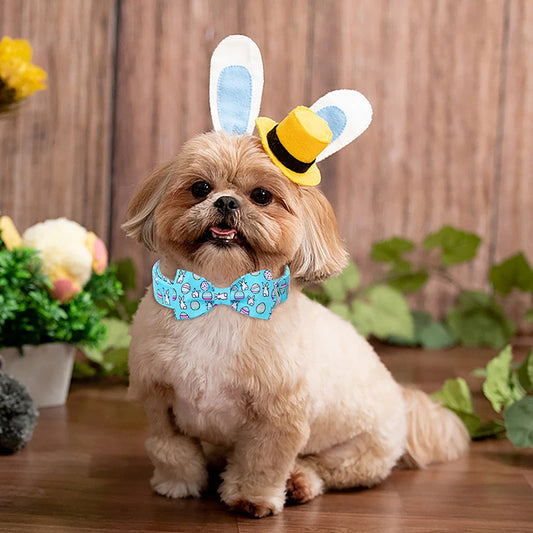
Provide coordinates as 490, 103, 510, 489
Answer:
256, 106, 333, 186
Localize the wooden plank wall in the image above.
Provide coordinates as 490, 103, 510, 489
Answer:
1, 0, 531, 319
0, 0, 115, 239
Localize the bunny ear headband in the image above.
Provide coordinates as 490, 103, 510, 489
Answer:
210, 35, 373, 186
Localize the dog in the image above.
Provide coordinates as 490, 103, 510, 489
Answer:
122, 128, 469, 518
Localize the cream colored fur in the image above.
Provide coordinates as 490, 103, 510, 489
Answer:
125, 132, 470, 518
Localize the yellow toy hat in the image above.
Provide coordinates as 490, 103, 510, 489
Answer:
256, 106, 332, 186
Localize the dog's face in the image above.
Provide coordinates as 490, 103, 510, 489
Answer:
123, 132, 347, 283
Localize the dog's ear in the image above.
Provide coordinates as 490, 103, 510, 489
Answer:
290, 187, 348, 283
121, 161, 174, 251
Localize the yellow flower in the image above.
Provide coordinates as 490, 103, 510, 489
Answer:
0, 36, 47, 105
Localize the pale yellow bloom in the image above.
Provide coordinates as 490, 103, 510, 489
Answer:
0, 36, 47, 104
0, 216, 23, 250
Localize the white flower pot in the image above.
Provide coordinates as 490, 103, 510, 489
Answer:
0, 343, 75, 408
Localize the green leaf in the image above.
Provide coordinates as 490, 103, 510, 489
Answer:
78, 318, 131, 378
72, 361, 97, 379
102, 318, 131, 348
516, 350, 533, 394
483, 346, 525, 413
417, 320, 456, 350
471, 419, 507, 440
387, 270, 429, 293
411, 310, 434, 329
388, 311, 456, 349
490, 253, 533, 295
350, 300, 375, 338
431, 378, 480, 436
504, 397, 533, 448
371, 237, 414, 271
471, 367, 487, 378
456, 412, 482, 437
446, 291, 515, 349
115, 258, 137, 291
101, 347, 129, 378
322, 261, 360, 302
351, 285, 414, 341
423, 225, 481, 266
82, 344, 105, 364
432, 377, 475, 413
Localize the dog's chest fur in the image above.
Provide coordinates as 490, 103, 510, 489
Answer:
160, 305, 253, 445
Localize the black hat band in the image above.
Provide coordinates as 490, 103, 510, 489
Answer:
266, 126, 315, 174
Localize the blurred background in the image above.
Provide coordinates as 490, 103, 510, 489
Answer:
0, 0, 531, 319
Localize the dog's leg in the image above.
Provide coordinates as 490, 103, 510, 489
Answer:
219, 396, 309, 518
289, 432, 401, 501
143, 392, 208, 499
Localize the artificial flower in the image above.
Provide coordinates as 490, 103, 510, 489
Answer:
0, 36, 47, 109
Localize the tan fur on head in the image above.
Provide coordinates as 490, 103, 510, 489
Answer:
290, 187, 348, 283
122, 131, 347, 285
122, 160, 176, 251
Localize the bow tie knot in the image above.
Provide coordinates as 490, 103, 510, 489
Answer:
152, 261, 289, 320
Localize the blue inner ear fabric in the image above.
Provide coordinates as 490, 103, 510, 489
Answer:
217, 65, 252, 135
316, 105, 347, 142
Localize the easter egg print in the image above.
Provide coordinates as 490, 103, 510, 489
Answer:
251, 271, 260, 276
179, 312, 189, 319
181, 283, 191, 294
190, 301, 200, 311
172, 289, 177, 301
200, 281, 210, 291
156, 289, 163, 301
264, 270, 273, 281
234, 291, 245, 300
251, 283, 260, 293
256, 302, 266, 314
202, 291, 213, 301
240, 307, 250, 315
193, 273, 202, 280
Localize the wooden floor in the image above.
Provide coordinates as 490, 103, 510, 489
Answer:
1, 345, 532, 532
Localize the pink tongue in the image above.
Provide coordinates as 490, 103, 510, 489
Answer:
210, 227, 237, 236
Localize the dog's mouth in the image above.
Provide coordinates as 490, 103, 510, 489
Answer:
202, 222, 245, 246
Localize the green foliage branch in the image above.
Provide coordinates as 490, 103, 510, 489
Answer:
432, 346, 533, 448
306, 225, 533, 349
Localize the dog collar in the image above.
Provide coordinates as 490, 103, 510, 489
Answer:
152, 261, 290, 320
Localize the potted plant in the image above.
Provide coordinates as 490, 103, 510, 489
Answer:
0, 217, 122, 407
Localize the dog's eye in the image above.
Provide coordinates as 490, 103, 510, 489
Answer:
250, 188, 273, 206
191, 181, 212, 199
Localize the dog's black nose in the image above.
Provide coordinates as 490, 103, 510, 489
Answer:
214, 196, 240, 214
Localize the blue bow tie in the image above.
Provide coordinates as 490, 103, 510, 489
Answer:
152, 261, 290, 320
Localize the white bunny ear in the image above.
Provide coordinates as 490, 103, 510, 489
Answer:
310, 89, 372, 162
209, 35, 264, 135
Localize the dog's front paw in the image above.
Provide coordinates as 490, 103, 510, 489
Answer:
150, 468, 204, 499
286, 463, 324, 504
229, 498, 281, 518
219, 474, 285, 518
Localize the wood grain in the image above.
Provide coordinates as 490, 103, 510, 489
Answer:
494, 0, 533, 262
0, 346, 531, 532
310, 0, 505, 316
0, 0, 115, 240
493, 0, 533, 333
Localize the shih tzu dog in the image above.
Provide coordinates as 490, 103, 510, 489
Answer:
123, 36, 469, 518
